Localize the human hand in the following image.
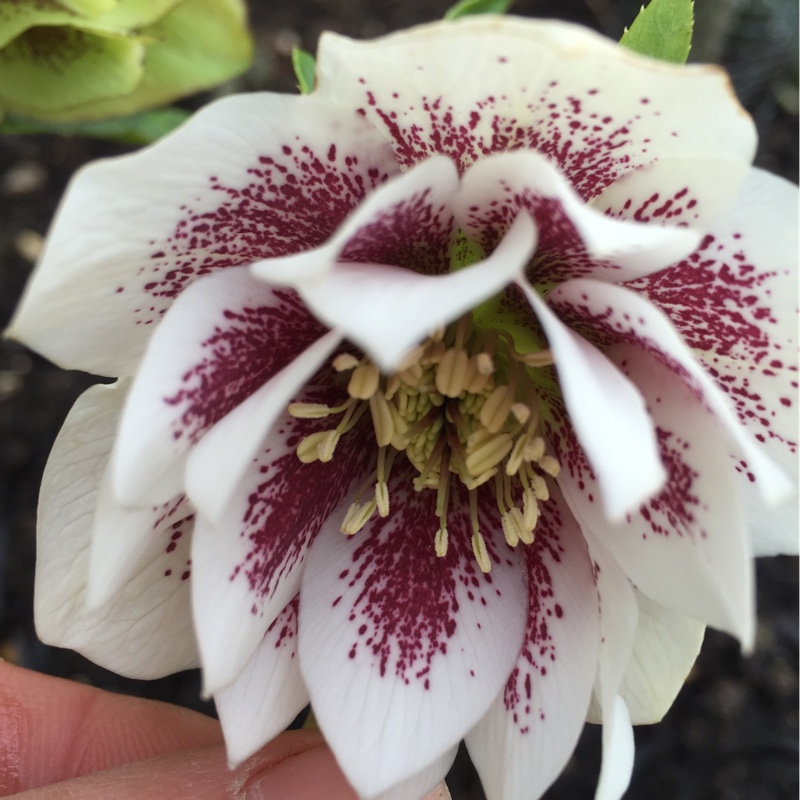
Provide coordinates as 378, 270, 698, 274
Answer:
0, 661, 450, 799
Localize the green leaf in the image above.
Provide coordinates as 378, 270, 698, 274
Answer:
444, 0, 515, 21
620, 0, 694, 64
0, 106, 191, 145
292, 47, 316, 95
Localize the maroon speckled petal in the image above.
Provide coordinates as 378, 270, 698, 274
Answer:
298, 466, 528, 798
548, 278, 792, 505
557, 344, 754, 645
112, 267, 326, 507
10, 93, 397, 376
315, 18, 754, 197
466, 485, 599, 800
191, 388, 374, 693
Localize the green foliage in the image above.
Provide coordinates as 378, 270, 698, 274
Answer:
620, 0, 694, 64
292, 48, 316, 95
0, 107, 192, 146
444, 0, 515, 21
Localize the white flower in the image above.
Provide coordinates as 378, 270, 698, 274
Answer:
9, 16, 798, 800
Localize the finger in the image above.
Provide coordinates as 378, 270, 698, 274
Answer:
0, 661, 222, 795
13, 734, 356, 800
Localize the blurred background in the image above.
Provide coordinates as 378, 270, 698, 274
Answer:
0, 1, 796, 798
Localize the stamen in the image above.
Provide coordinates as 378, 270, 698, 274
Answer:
435, 525, 449, 557
341, 500, 377, 535
469, 490, 492, 573
436, 347, 470, 398
538, 455, 561, 477
297, 430, 334, 463
333, 353, 360, 372
375, 481, 390, 517
465, 432, 513, 476
480, 385, 515, 434
369, 392, 394, 447
348, 363, 380, 399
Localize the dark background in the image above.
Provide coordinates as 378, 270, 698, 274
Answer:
0, 1, 797, 798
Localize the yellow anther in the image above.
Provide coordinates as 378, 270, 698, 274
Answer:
523, 437, 546, 462
385, 374, 401, 401
396, 363, 424, 386
510, 402, 530, 425
287, 402, 335, 419
465, 365, 491, 395
501, 511, 520, 547
522, 490, 539, 530
375, 481, 390, 517
369, 392, 395, 447
435, 347, 470, 398
340, 500, 377, 535
348, 363, 380, 399
475, 352, 494, 375
472, 531, 492, 573
317, 429, 340, 462
297, 430, 333, 463
538, 454, 561, 477
479, 385, 515, 433
519, 349, 554, 367
434, 526, 449, 557
333, 353, 360, 372
531, 473, 549, 501
464, 467, 499, 490
512, 507, 535, 545
395, 344, 425, 372
465, 432, 513, 476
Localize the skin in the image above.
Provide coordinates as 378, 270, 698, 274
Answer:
0, 661, 450, 800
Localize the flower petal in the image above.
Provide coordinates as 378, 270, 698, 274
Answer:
191, 405, 373, 693
455, 151, 701, 283
316, 17, 754, 192
185, 328, 342, 523
259, 210, 538, 372
628, 168, 799, 553
252, 154, 460, 285
111, 267, 325, 507
7, 92, 396, 375
214, 597, 310, 766
370, 752, 457, 800
35, 382, 198, 678
465, 486, 599, 800
548, 278, 793, 505
559, 344, 755, 646
618, 590, 705, 724
594, 695, 634, 800
298, 471, 528, 798
520, 283, 665, 520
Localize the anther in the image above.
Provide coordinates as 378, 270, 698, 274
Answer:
348, 363, 380, 399
436, 347, 470, 398
333, 353, 360, 372
479, 385, 515, 434
369, 392, 395, 447
375, 481, 390, 517
340, 501, 377, 535
538, 455, 561, 477
465, 433, 513, 476
434, 526, 449, 557
297, 430, 334, 463
287, 402, 335, 419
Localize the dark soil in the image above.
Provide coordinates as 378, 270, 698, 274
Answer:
0, 2, 796, 799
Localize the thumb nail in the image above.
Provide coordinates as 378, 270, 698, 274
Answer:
423, 781, 452, 800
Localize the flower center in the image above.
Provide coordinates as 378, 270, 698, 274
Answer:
288, 316, 560, 572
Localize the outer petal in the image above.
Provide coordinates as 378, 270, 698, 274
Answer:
7, 92, 396, 376
298, 472, 528, 798
548, 278, 793, 505
191, 402, 373, 693
465, 486, 599, 800
628, 169, 799, 554
371, 753, 457, 800
521, 284, 665, 520
260, 211, 538, 372
316, 17, 755, 197
35, 382, 198, 678
619, 590, 705, 724
111, 267, 326, 507
559, 344, 755, 646
214, 598, 310, 766
455, 151, 701, 283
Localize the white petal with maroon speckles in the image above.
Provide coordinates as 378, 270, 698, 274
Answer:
186, 328, 342, 523
520, 284, 665, 520
87, 470, 192, 608
618, 590, 705, 724
191, 407, 373, 694
258, 207, 537, 372
315, 18, 754, 193
36, 382, 198, 679
298, 473, 528, 798
629, 168, 798, 555
252, 155, 459, 286
214, 598, 310, 766
561, 345, 754, 646
455, 151, 700, 283
111, 267, 326, 507
548, 278, 793, 506
7, 93, 397, 377
465, 486, 599, 800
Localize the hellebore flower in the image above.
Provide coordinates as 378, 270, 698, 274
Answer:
0, 0, 251, 122
9, 16, 798, 800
